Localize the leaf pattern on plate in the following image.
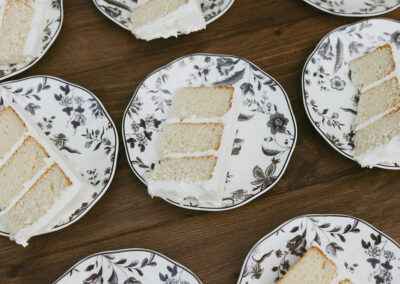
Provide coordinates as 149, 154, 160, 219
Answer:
0, 0, 63, 81
303, 18, 400, 169
238, 215, 400, 284
0, 76, 118, 236
304, 0, 400, 16
122, 54, 297, 211
54, 249, 201, 284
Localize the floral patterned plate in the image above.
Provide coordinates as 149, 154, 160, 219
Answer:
238, 214, 400, 283
303, 0, 400, 17
122, 54, 297, 211
302, 18, 400, 169
92, 0, 235, 31
0, 0, 63, 81
0, 75, 118, 238
54, 248, 202, 284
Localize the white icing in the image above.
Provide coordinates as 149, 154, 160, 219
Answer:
147, 87, 241, 207
0, 91, 94, 246
130, 0, 206, 41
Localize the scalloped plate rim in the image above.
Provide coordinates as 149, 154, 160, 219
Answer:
237, 213, 400, 283
53, 248, 203, 284
122, 53, 298, 212
0, 0, 64, 81
0, 74, 119, 236
302, 17, 400, 170
91, 0, 235, 31
303, 0, 400, 17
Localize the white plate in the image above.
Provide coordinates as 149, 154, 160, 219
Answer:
238, 214, 400, 283
0, 75, 118, 237
303, 0, 400, 17
122, 54, 297, 211
92, 0, 234, 30
302, 18, 400, 170
54, 248, 202, 284
0, 0, 63, 81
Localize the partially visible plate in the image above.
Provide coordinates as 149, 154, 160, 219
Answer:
54, 248, 202, 284
0, 0, 63, 81
238, 214, 400, 283
303, 0, 400, 17
92, 0, 235, 30
122, 54, 297, 211
302, 18, 400, 169
0, 75, 118, 237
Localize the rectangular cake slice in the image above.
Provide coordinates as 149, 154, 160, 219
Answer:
145, 86, 240, 206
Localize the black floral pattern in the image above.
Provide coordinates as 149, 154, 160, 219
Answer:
267, 112, 289, 135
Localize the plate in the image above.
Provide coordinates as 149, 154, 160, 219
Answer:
54, 248, 202, 284
122, 54, 297, 211
238, 214, 400, 283
0, 0, 63, 81
0, 75, 118, 237
92, 0, 235, 30
302, 18, 400, 170
303, 0, 400, 17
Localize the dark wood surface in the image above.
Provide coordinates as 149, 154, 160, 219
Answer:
1, 0, 400, 283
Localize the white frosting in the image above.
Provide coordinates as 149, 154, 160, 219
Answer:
0, 90, 94, 246
130, 0, 206, 41
147, 87, 241, 207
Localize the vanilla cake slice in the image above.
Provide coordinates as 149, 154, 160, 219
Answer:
349, 43, 400, 167
145, 86, 240, 206
129, 0, 206, 41
0, 0, 51, 64
0, 100, 93, 246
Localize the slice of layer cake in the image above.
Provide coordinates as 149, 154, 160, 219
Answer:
145, 86, 240, 206
129, 0, 206, 41
278, 246, 354, 284
0, 0, 51, 64
0, 102, 93, 246
349, 44, 400, 167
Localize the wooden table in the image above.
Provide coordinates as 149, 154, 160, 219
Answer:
1, 0, 400, 283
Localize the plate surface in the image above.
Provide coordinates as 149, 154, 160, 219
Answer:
302, 18, 400, 169
304, 0, 400, 17
0, 75, 118, 237
54, 248, 202, 284
122, 54, 297, 211
92, 0, 235, 30
0, 0, 63, 81
238, 214, 400, 283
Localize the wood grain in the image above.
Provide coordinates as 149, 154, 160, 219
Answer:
0, 0, 399, 283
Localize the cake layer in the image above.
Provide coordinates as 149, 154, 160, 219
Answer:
0, 136, 48, 211
355, 77, 400, 128
169, 87, 234, 120
160, 123, 224, 155
131, 0, 187, 30
278, 246, 337, 284
354, 108, 400, 157
339, 280, 354, 284
0, 107, 27, 160
350, 44, 395, 90
146, 156, 217, 182
0, 164, 71, 236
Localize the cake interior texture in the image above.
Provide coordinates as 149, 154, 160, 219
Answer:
278, 246, 337, 284
160, 123, 224, 155
349, 44, 395, 89
131, 0, 188, 29
168, 86, 234, 120
354, 77, 400, 127
0, 0, 36, 64
0, 164, 71, 235
0, 107, 27, 159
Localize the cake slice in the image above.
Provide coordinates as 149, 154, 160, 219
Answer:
0, 102, 93, 246
0, 0, 52, 64
349, 43, 400, 167
129, 0, 206, 41
145, 86, 240, 206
